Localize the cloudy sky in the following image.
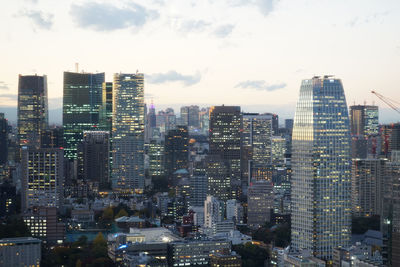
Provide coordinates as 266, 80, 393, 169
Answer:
1, 0, 400, 123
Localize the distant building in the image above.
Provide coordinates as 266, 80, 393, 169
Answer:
226, 199, 242, 224
190, 174, 208, 207
0, 113, 8, 165
351, 158, 387, 217
170, 239, 231, 266
63, 71, 105, 161
148, 139, 165, 177
271, 136, 286, 166
350, 105, 379, 136
285, 119, 294, 131
40, 127, 63, 149
0, 237, 41, 267
0, 181, 16, 216
21, 147, 64, 210
112, 73, 145, 192
156, 108, 176, 133
247, 180, 274, 228
100, 81, 113, 133
209, 105, 242, 200
204, 195, 222, 228
18, 75, 48, 148
165, 126, 188, 177
210, 252, 242, 267
79, 131, 110, 190
23, 207, 65, 245
180, 105, 200, 128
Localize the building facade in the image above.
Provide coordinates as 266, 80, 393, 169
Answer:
21, 147, 64, 211
112, 73, 145, 192
247, 180, 274, 228
0, 237, 41, 267
165, 126, 188, 177
63, 71, 105, 160
291, 76, 352, 260
18, 75, 48, 148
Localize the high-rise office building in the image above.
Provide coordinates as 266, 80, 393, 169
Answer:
209, 106, 242, 200
247, 180, 274, 228
271, 136, 286, 165
381, 123, 400, 157
40, 127, 63, 149
165, 126, 189, 177
148, 139, 165, 177
112, 73, 145, 192
291, 76, 352, 260
21, 147, 64, 211
180, 105, 200, 128
351, 158, 387, 217
80, 131, 110, 190
100, 82, 113, 133
0, 113, 8, 165
156, 108, 176, 133
17, 75, 48, 148
190, 174, 208, 207
63, 71, 105, 160
0, 237, 41, 267
242, 113, 273, 184
350, 105, 379, 136
199, 107, 210, 135
285, 119, 294, 131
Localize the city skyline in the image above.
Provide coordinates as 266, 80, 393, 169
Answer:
1, 0, 400, 123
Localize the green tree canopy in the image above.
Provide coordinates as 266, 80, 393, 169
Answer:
115, 208, 128, 219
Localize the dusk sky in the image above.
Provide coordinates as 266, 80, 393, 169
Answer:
1, 0, 400, 123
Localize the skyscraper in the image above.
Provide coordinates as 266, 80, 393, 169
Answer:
0, 113, 8, 165
165, 126, 189, 177
112, 73, 145, 192
351, 158, 387, 217
100, 82, 113, 133
349, 105, 379, 136
17, 75, 48, 148
80, 131, 110, 190
242, 113, 273, 183
291, 76, 352, 260
21, 147, 64, 211
63, 71, 105, 160
209, 106, 242, 200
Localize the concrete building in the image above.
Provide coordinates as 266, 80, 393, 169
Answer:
21, 147, 64, 210
204, 195, 222, 228
351, 158, 387, 217
210, 252, 242, 267
0, 237, 41, 267
247, 180, 274, 228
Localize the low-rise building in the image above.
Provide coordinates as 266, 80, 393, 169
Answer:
0, 237, 41, 267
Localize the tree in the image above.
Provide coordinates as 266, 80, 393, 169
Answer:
0, 217, 31, 238
115, 208, 128, 219
93, 232, 107, 247
76, 259, 82, 267
352, 215, 380, 234
233, 242, 269, 267
101, 207, 114, 222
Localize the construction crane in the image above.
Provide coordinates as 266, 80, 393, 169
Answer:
371, 90, 400, 114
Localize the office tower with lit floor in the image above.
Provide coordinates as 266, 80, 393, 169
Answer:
291, 76, 352, 260
18, 75, 48, 148
112, 73, 145, 193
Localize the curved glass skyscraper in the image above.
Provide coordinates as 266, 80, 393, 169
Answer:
291, 76, 351, 260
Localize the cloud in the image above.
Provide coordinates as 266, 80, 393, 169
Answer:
70, 2, 158, 31
147, 71, 201, 86
229, 0, 278, 16
0, 82, 9, 91
18, 10, 54, 30
235, 80, 286, 91
0, 94, 18, 101
179, 20, 210, 33
213, 24, 235, 38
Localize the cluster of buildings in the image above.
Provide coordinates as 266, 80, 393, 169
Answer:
0, 72, 400, 266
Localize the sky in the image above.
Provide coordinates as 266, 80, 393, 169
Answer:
1, 0, 400, 124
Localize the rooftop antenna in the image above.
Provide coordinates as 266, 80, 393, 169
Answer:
75, 63, 79, 73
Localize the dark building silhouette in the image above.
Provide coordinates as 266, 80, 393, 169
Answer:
165, 126, 188, 178
17, 75, 48, 148
0, 180, 16, 216
40, 127, 63, 149
79, 131, 110, 190
100, 82, 113, 133
0, 113, 8, 165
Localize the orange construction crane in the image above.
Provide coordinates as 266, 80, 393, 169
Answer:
371, 90, 400, 114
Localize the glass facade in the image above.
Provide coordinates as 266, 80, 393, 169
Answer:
62, 72, 105, 160
291, 76, 351, 260
112, 73, 145, 192
208, 106, 242, 200
18, 75, 48, 148
349, 105, 379, 136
